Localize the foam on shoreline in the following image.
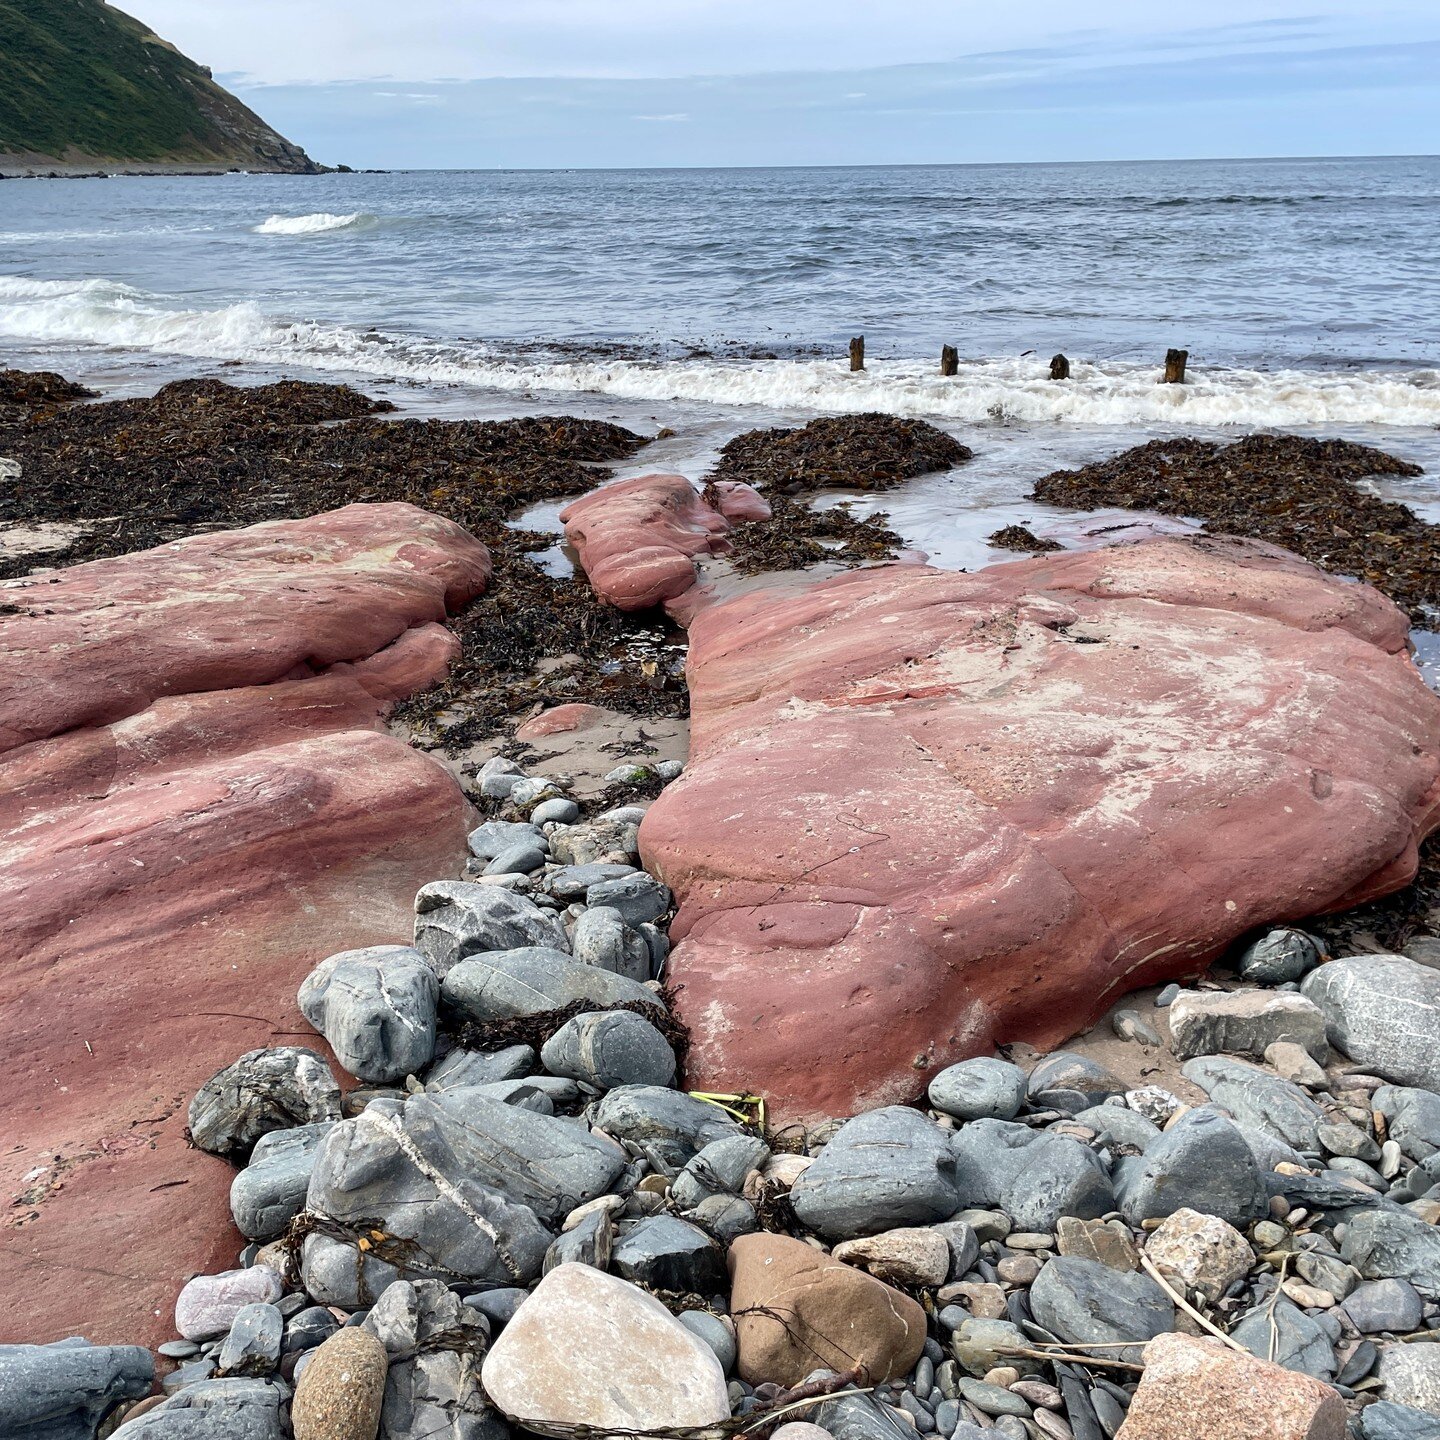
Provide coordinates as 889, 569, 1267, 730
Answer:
3, 272, 1440, 427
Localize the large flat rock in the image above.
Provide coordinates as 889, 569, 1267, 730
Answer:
640, 536, 1440, 1122
0, 504, 489, 1346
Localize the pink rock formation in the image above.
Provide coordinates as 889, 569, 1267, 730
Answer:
559, 474, 768, 611
0, 504, 489, 1346
515, 703, 615, 739
641, 536, 1440, 1122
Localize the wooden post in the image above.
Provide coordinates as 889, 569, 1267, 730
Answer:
849, 336, 865, 372
1163, 348, 1188, 384
1049, 354, 1070, 381
940, 345, 958, 377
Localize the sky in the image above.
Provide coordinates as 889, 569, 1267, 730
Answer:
122, 1, 1440, 169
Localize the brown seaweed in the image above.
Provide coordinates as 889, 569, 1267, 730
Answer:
988, 524, 1063, 553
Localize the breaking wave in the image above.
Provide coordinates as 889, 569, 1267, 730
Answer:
253, 212, 375, 236
3, 273, 1439, 428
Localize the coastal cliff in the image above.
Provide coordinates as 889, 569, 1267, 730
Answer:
0, 0, 319, 176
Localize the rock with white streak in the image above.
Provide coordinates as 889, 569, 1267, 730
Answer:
1303, 956, 1440, 1093
1168, 989, 1329, 1063
414, 882, 566, 976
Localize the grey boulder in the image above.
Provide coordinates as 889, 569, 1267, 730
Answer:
1026, 1052, 1126, 1114
591, 1085, 743, 1172
671, 1135, 771, 1209
1167, 989, 1328, 1063
1028, 1257, 1174, 1363
585, 873, 672, 928
229, 1121, 334, 1241
363, 1279, 506, 1440
442, 948, 664, 1024
1342, 1208, 1440, 1295
927, 1058, 1027, 1122
1072, 1104, 1161, 1151
1376, 1087, 1440, 1162
1381, 1344, 1440, 1416
547, 863, 636, 901
467, 820, 546, 860
216, 1304, 282, 1377
0, 1340, 153, 1440
1231, 1298, 1339, 1380
415, 882, 567, 976
425, 1045, 536, 1091
1346, 1279, 1426, 1334
950, 1119, 1114, 1231
1113, 1108, 1268, 1227
570, 906, 651, 981
115, 1379, 284, 1440
1361, 1401, 1440, 1440
1181, 1055, 1325, 1151
1234, 928, 1322, 985
188, 1046, 340, 1159
540, 1009, 676, 1090
611, 1215, 727, 1295
299, 945, 438, 1084
790, 1106, 959, 1240
1303, 956, 1440, 1093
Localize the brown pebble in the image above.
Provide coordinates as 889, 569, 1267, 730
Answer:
291, 1327, 387, 1440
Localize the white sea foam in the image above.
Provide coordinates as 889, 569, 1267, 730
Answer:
3, 272, 1439, 428
253, 212, 373, 236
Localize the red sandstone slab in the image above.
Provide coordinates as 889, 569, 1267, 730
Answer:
558, 474, 767, 611
641, 536, 1440, 1122
0, 505, 489, 1347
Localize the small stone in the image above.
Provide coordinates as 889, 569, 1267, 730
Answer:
291, 1327, 387, 1440
833, 1228, 952, 1288
478, 756, 524, 799
541, 1008, 676, 1089
570, 905, 652, 981
484, 842, 548, 876
158, 1340, 200, 1359
950, 1319, 1041, 1379
1144, 1209, 1253, 1305
1264, 1041, 1328, 1089
586, 872, 672, 929
1113, 1011, 1163, 1046
1027, 1053, 1126, 1114
941, 1282, 1008, 1319
1156, 984, 1181, 1007
217, 1303, 283, 1376
532, 797, 580, 825
1235, 928, 1323, 986
1318, 1121, 1381, 1163
996, 1255, 1041, 1286
957, 1379, 1030, 1417
679, 1312, 737, 1375
1344, 1279, 1426, 1335
230, 1121, 335, 1242
1281, 1279, 1334, 1309
1056, 1217, 1139, 1272
175, 1268, 283, 1342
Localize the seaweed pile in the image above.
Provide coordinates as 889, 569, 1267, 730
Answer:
0, 367, 96, 423
707, 413, 973, 495
0, 372, 686, 746
704, 487, 904, 574
1033, 434, 1436, 622
988, 524, 1063, 554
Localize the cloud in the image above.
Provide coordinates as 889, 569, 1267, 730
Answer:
632, 113, 691, 123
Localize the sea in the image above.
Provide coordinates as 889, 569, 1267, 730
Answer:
2, 155, 1439, 676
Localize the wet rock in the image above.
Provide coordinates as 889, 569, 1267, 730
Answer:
569, 906, 651, 981
790, 1107, 960, 1240
480, 1263, 729, 1431
1181, 1056, 1325, 1151
299, 944, 440, 1084
1231, 1300, 1338, 1381
592, 1085, 743, 1171
540, 1009, 676, 1090
1029, 1257, 1175, 1362
833, 1227, 953, 1288
414, 882, 566, 976
1167, 990, 1328, 1063
1143, 1208, 1252, 1304
441, 948, 663, 1023
188, 1047, 341, 1159
951, 1120, 1114, 1231
729, 1233, 927, 1386
928, 1058, 1028, 1121
1114, 1109, 1268, 1227
1117, 1331, 1345, 1440
291, 1327, 388, 1440
282, 1307, 339, 1356
175, 1268, 283, 1341
230, 1121, 334, 1241
611, 1215, 726, 1295
1303, 956, 1440, 1093
1346, 1280, 1426, 1334
0, 1340, 153, 1440
1234, 928, 1323, 986
531, 798, 580, 826
118, 1378, 286, 1439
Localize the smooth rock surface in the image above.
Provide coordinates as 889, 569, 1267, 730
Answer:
641, 538, 1440, 1120
540, 1009, 676, 1090
1114, 1109, 1268, 1227
441, 948, 662, 1024
1, 504, 487, 1345
1115, 1332, 1345, 1440
928, 1058, 1028, 1121
1029, 1256, 1175, 1362
0, 1340, 154, 1440
729, 1232, 928, 1386
480, 1263, 729, 1431
230, 1122, 335, 1242
175, 1268, 283, 1342
1303, 957, 1440, 1093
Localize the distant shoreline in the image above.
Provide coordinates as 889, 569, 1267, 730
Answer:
0, 153, 337, 180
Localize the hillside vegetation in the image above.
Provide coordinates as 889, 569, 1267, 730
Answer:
0, 0, 317, 172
